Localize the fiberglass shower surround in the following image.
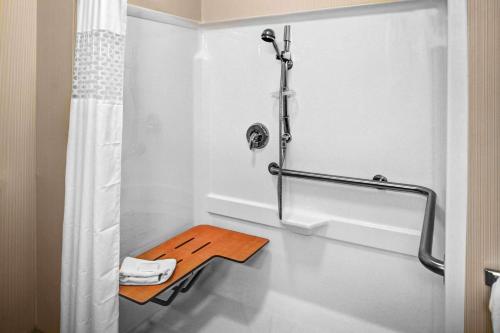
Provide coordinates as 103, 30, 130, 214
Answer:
121, 2, 452, 332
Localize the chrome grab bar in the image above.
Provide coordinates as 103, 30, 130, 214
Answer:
268, 162, 445, 276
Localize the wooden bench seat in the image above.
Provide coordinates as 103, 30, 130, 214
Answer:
119, 224, 269, 305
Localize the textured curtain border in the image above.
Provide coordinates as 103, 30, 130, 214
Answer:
72, 30, 125, 105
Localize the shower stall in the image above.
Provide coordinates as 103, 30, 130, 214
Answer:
119, 1, 468, 332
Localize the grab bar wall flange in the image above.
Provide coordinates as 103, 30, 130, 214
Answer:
268, 162, 445, 276
485, 269, 500, 287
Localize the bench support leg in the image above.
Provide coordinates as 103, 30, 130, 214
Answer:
150, 267, 206, 306
150, 279, 188, 306
181, 267, 205, 293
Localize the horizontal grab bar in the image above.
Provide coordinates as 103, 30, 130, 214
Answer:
268, 162, 445, 276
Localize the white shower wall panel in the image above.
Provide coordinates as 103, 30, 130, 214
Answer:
120, 15, 198, 331
203, 1, 447, 244
195, 1, 447, 333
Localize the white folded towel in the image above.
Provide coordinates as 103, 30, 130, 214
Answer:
119, 274, 170, 286
490, 279, 500, 332
119, 257, 176, 286
120, 257, 175, 277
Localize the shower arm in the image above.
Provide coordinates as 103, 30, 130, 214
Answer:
268, 162, 445, 277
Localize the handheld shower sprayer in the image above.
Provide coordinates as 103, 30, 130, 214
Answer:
261, 29, 281, 59
261, 27, 293, 67
261, 25, 293, 220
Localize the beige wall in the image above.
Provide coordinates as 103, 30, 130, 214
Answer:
0, 1, 37, 332
129, 0, 201, 21
201, 0, 399, 23
128, 0, 398, 23
465, 1, 500, 332
36, 1, 76, 332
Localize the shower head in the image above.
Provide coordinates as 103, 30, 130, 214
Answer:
261, 29, 276, 42
261, 28, 281, 59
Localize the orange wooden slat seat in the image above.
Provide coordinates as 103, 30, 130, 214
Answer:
119, 224, 269, 304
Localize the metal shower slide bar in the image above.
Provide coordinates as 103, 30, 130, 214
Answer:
268, 162, 445, 276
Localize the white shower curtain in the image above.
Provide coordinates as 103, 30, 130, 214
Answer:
61, 1, 127, 332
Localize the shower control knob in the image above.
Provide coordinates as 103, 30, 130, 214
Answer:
246, 123, 269, 150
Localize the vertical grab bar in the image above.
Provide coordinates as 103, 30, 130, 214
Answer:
268, 162, 445, 276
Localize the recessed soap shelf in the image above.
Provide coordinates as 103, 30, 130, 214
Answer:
281, 215, 329, 236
